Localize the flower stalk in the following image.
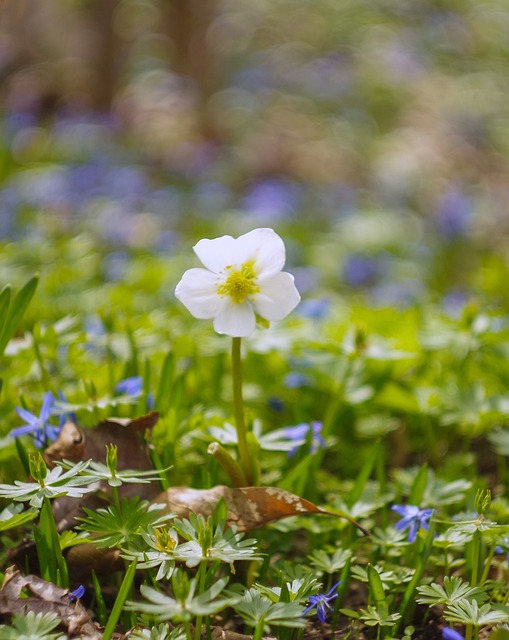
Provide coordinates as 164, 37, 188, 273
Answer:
231, 337, 253, 485
207, 442, 247, 487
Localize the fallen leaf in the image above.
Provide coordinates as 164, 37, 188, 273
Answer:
44, 411, 160, 470
151, 485, 369, 534
9, 412, 162, 578
0, 566, 103, 639
44, 411, 162, 531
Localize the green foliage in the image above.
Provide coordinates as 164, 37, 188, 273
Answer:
126, 572, 234, 623
78, 498, 171, 549
0, 611, 62, 640
416, 576, 489, 607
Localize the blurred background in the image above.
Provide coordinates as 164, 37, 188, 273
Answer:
1, 0, 509, 305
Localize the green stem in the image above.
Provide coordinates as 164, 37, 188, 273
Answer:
470, 530, 482, 587
253, 615, 265, 640
194, 563, 207, 640
40, 496, 69, 588
231, 337, 252, 485
111, 484, 121, 513
480, 544, 496, 586
207, 442, 247, 487
102, 559, 137, 640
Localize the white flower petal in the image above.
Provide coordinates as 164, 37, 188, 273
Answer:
213, 300, 257, 337
235, 228, 286, 276
193, 235, 237, 273
253, 272, 301, 321
175, 268, 221, 319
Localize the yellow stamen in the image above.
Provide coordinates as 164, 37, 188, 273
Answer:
217, 262, 259, 303
154, 527, 177, 552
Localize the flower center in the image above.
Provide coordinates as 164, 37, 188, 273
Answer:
217, 262, 259, 304
154, 527, 177, 553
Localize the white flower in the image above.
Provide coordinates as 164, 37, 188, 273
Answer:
175, 228, 301, 338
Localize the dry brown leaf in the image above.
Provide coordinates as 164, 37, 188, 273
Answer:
45, 411, 162, 531
152, 485, 369, 534
44, 411, 160, 470
9, 412, 162, 578
0, 566, 103, 639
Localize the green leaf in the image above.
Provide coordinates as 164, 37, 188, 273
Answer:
0, 285, 11, 342
0, 275, 39, 356
103, 559, 138, 640
445, 600, 509, 627
348, 440, 381, 507
367, 564, 389, 619
0, 611, 61, 640
0, 503, 37, 531
155, 351, 175, 415
409, 464, 428, 506
416, 576, 488, 606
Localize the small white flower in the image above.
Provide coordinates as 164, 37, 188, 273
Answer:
175, 228, 301, 337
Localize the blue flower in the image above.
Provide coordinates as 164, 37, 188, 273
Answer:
442, 627, 464, 640
10, 392, 61, 449
114, 376, 143, 397
391, 504, 433, 542
285, 421, 326, 457
284, 372, 311, 389
68, 585, 85, 603
302, 582, 341, 623
56, 391, 77, 427
494, 535, 509, 566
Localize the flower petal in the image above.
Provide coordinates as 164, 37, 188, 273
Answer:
213, 300, 256, 337
252, 272, 301, 321
15, 407, 38, 426
175, 268, 221, 319
40, 392, 54, 421
10, 424, 38, 438
407, 520, 419, 543
193, 235, 237, 273
235, 228, 286, 276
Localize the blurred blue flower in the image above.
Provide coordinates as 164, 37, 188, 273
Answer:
114, 376, 154, 408
442, 627, 464, 640
302, 582, 341, 623
241, 177, 301, 220
114, 376, 143, 397
285, 421, 325, 457
296, 298, 330, 319
10, 392, 61, 449
343, 254, 382, 288
291, 267, 320, 295
494, 535, 509, 566
391, 504, 433, 542
436, 187, 473, 239
442, 290, 468, 318
284, 372, 311, 389
56, 391, 77, 427
267, 396, 285, 413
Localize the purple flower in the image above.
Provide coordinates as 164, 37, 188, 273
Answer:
114, 376, 143, 397
436, 187, 472, 239
57, 391, 77, 427
285, 421, 326, 457
284, 372, 311, 389
10, 392, 61, 449
296, 298, 330, 319
391, 504, 433, 542
343, 254, 383, 288
302, 582, 341, 623
68, 585, 85, 602
442, 627, 464, 640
